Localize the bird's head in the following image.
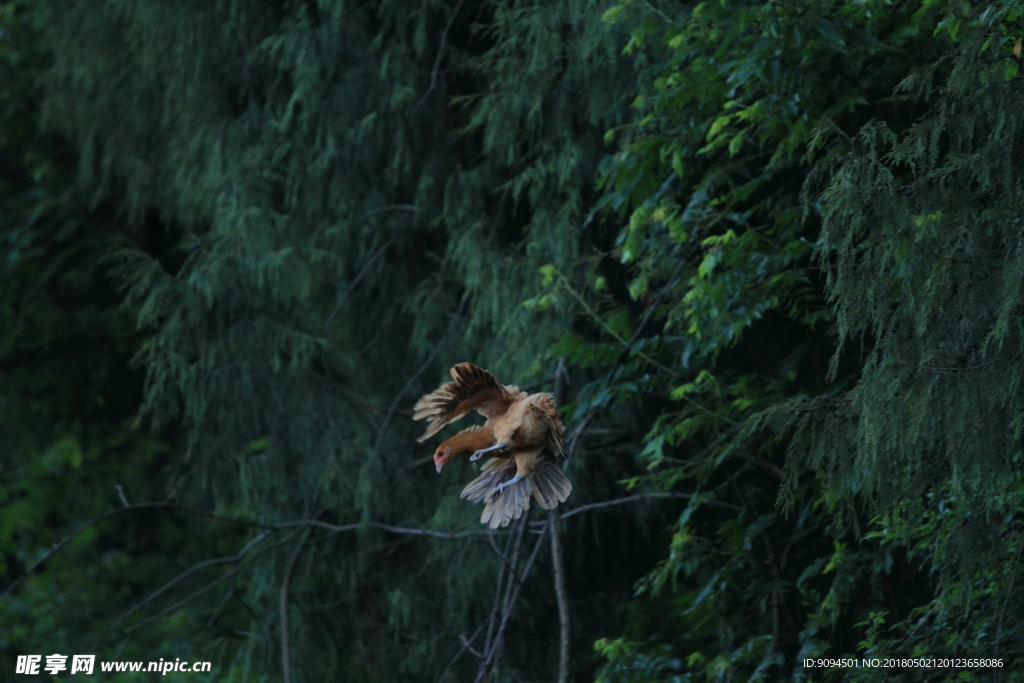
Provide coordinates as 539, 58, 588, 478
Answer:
433, 445, 455, 473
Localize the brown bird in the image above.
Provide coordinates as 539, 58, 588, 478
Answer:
413, 363, 572, 527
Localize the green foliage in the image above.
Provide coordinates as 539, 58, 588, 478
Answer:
560, 0, 1024, 680
7, 0, 1024, 680
0, 4, 238, 675
5, 0, 659, 681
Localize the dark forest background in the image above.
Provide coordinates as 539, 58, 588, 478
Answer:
3, 0, 1024, 680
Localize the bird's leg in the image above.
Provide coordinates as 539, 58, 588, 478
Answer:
470, 442, 507, 461
496, 474, 525, 492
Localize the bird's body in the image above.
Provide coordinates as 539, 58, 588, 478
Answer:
413, 363, 572, 527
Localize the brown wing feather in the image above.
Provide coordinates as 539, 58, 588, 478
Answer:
413, 363, 516, 443
529, 399, 569, 460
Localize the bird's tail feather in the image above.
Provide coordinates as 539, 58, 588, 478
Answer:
460, 457, 572, 528
461, 457, 529, 529
530, 459, 571, 510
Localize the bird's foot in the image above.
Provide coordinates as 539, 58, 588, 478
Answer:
470, 442, 507, 461
497, 474, 525, 493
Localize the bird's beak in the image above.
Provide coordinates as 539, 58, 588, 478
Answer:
435, 461, 443, 473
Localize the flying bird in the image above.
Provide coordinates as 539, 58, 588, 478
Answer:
413, 363, 572, 527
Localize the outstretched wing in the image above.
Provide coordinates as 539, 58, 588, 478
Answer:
413, 363, 517, 443
530, 395, 569, 460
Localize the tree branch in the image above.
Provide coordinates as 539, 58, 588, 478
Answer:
474, 519, 550, 683
323, 233, 399, 338
122, 531, 302, 635
413, 0, 466, 113
100, 529, 276, 641
551, 358, 571, 683
434, 602, 488, 683
550, 507, 570, 683
0, 501, 277, 601
553, 492, 743, 521
371, 295, 468, 459
281, 527, 311, 683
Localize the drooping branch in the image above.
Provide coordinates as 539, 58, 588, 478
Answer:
0, 501, 276, 601
121, 531, 303, 636
413, 0, 467, 113
371, 295, 469, 459
554, 491, 743, 520
323, 233, 399, 338
99, 528, 277, 640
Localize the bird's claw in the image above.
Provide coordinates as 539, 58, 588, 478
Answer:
470, 442, 507, 461
496, 474, 524, 493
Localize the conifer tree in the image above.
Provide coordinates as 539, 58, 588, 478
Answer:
6, 0, 1024, 680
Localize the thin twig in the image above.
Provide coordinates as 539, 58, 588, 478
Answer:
896, 358, 1001, 373
101, 530, 275, 640
552, 492, 743, 521
301, 519, 501, 539
995, 530, 1024, 682
361, 204, 423, 217
371, 296, 468, 459
413, 0, 467, 113
500, 517, 527, 619
564, 265, 692, 455
122, 531, 301, 635
435, 611, 489, 683
474, 521, 550, 683
201, 589, 235, 632
281, 527, 311, 683
323, 233, 398, 337
480, 521, 518, 674
459, 632, 483, 658
0, 502, 276, 601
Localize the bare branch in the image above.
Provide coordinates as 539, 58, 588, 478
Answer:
371, 295, 469, 459
435, 619, 488, 683
550, 507, 570, 683
122, 531, 301, 635
361, 204, 423, 218
101, 529, 276, 640
551, 492, 743, 521
324, 233, 399, 337
474, 520, 550, 682
0, 501, 276, 601
413, 0, 467, 113
281, 527, 311, 683
551, 359, 571, 683
300, 519, 501, 539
